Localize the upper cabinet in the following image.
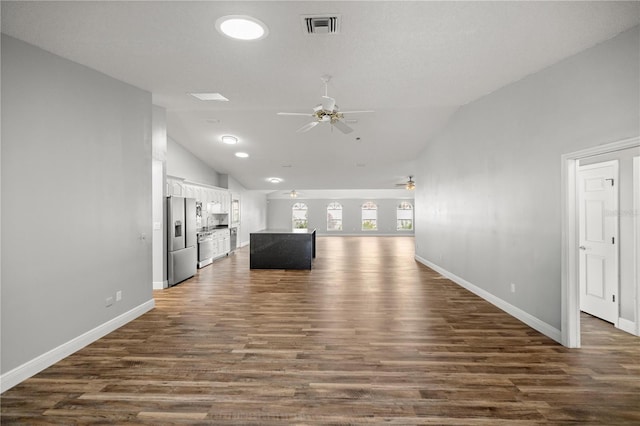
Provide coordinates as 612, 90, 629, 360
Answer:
167, 176, 231, 213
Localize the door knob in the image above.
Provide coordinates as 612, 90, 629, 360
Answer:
579, 246, 586, 250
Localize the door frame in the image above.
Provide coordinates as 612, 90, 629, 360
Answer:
634, 156, 640, 336
561, 136, 639, 348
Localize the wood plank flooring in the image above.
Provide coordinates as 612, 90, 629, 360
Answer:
2, 236, 639, 424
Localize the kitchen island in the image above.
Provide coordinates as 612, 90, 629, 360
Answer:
250, 229, 316, 270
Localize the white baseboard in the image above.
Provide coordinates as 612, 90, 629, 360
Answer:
617, 317, 639, 336
153, 280, 168, 290
415, 255, 562, 344
0, 299, 155, 393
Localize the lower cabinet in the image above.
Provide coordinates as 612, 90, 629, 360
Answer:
211, 229, 231, 260
222, 235, 230, 254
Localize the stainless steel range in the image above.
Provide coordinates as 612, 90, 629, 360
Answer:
197, 231, 214, 268
197, 227, 231, 268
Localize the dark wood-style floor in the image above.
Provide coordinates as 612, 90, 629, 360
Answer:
2, 236, 639, 425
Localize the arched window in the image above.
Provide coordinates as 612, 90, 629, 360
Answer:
327, 202, 343, 231
292, 202, 308, 230
361, 201, 377, 231
397, 201, 414, 230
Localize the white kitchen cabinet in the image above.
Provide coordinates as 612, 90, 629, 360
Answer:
222, 234, 230, 254
210, 228, 230, 259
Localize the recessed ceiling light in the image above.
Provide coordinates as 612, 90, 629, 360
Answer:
268, 177, 282, 184
189, 92, 229, 101
216, 15, 268, 41
235, 152, 249, 158
221, 135, 238, 145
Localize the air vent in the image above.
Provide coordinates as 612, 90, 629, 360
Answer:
301, 15, 341, 35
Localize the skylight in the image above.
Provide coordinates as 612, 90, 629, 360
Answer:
189, 92, 229, 101
216, 15, 268, 41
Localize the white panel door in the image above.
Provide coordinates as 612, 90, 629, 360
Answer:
578, 161, 619, 323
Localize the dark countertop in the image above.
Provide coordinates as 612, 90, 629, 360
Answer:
251, 228, 316, 235
197, 226, 229, 234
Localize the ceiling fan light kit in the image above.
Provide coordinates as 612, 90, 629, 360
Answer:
396, 176, 416, 190
278, 75, 374, 134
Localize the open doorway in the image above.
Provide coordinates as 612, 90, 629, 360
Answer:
561, 137, 639, 348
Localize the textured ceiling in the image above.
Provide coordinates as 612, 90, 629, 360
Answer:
2, 1, 639, 191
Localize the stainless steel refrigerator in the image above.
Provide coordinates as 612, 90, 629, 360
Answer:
167, 196, 197, 286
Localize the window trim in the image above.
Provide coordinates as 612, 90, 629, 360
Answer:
327, 202, 343, 232
396, 201, 414, 231
361, 201, 378, 231
292, 202, 308, 230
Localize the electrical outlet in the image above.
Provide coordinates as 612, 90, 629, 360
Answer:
116, 291, 122, 302
510, 283, 516, 293
105, 296, 114, 307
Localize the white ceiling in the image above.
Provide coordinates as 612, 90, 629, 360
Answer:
2, 1, 639, 191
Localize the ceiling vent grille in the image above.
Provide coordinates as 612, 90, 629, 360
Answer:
302, 15, 340, 35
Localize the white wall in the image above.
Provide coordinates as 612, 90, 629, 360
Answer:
240, 191, 268, 246
167, 137, 219, 187
415, 26, 639, 334
218, 174, 268, 247
267, 198, 415, 235
1, 35, 154, 383
152, 106, 167, 288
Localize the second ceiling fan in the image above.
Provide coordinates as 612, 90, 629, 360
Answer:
278, 75, 374, 134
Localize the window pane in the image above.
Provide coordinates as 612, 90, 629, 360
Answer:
397, 219, 413, 230
292, 203, 308, 230
397, 210, 413, 220
327, 202, 342, 231
362, 209, 377, 220
396, 202, 413, 230
362, 219, 377, 230
361, 202, 377, 230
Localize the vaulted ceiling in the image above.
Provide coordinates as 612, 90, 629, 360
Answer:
2, 1, 639, 190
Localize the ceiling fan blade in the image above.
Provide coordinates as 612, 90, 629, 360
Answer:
339, 110, 375, 114
278, 112, 314, 116
321, 96, 336, 112
332, 120, 353, 134
296, 121, 319, 133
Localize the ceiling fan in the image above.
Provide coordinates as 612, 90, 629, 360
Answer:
285, 190, 302, 198
277, 75, 374, 134
396, 176, 416, 190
